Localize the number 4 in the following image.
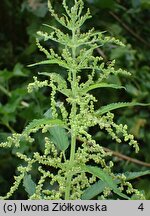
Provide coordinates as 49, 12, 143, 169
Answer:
138, 203, 144, 211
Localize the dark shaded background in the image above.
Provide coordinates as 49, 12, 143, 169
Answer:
0, 0, 150, 199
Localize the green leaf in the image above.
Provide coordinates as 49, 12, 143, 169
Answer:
13, 63, 29, 77
81, 165, 129, 199
95, 102, 150, 116
125, 84, 139, 96
82, 170, 150, 200
23, 174, 36, 196
32, 3, 48, 18
81, 180, 107, 200
141, 0, 150, 8
121, 170, 150, 181
49, 126, 70, 151
28, 59, 69, 69
0, 95, 23, 114
23, 118, 65, 135
83, 83, 125, 93
44, 108, 53, 119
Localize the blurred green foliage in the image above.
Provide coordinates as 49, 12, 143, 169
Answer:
0, 0, 150, 199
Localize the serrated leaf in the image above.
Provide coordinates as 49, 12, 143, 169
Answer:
82, 170, 150, 200
49, 126, 69, 151
83, 83, 125, 93
23, 118, 64, 135
121, 170, 150, 181
95, 102, 150, 116
81, 165, 129, 199
23, 174, 36, 196
28, 59, 69, 69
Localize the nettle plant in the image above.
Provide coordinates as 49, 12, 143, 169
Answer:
0, 0, 146, 200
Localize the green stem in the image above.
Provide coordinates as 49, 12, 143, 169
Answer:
65, 29, 77, 200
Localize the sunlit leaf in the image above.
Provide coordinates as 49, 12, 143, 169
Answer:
95, 102, 150, 116
23, 118, 65, 135
28, 59, 69, 69
81, 165, 129, 199
83, 83, 125, 93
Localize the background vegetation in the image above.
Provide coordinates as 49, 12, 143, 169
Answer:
0, 0, 150, 199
